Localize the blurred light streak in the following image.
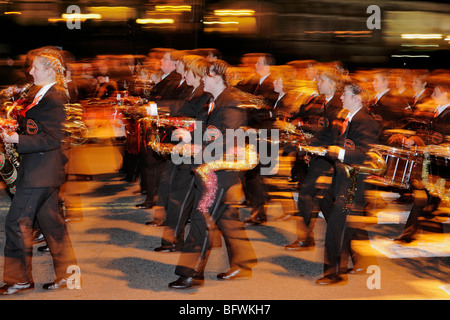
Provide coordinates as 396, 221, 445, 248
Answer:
401, 44, 439, 47
401, 34, 443, 39
4, 11, 21, 15
62, 13, 102, 20
214, 9, 254, 16
155, 5, 191, 12
203, 21, 239, 25
136, 18, 174, 24
391, 55, 431, 58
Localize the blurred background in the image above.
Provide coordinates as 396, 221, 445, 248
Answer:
0, 0, 449, 85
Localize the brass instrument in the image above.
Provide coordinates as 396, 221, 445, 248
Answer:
143, 115, 197, 155
195, 144, 259, 215
63, 104, 89, 147
344, 148, 387, 178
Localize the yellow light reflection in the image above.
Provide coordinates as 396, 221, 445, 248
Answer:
155, 5, 191, 12
401, 34, 442, 39
203, 21, 239, 25
62, 13, 102, 20
214, 9, 255, 16
4, 11, 21, 15
136, 18, 174, 24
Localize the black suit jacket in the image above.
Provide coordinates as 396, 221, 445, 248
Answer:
295, 93, 344, 140
236, 73, 278, 107
196, 87, 247, 187
171, 85, 212, 118
431, 106, 450, 144
16, 85, 68, 188
149, 71, 182, 101
369, 90, 411, 130
318, 107, 380, 165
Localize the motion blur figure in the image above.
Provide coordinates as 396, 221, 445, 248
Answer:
285, 67, 343, 250
394, 74, 450, 243
315, 81, 380, 285
169, 60, 257, 289
0, 47, 77, 295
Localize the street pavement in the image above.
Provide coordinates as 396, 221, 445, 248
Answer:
0, 141, 448, 309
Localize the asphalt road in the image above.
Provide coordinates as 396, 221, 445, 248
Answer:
0, 141, 448, 310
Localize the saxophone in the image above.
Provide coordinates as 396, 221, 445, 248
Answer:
195, 144, 259, 215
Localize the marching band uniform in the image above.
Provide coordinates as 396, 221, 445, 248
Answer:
316, 103, 380, 284
368, 88, 411, 136
1, 80, 77, 294
170, 86, 257, 289
285, 93, 343, 249
395, 102, 450, 243
154, 85, 213, 251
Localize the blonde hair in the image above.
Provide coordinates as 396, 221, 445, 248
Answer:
31, 46, 69, 97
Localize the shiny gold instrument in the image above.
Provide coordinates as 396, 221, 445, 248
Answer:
143, 115, 197, 155
195, 144, 259, 215
345, 148, 387, 178
63, 104, 89, 146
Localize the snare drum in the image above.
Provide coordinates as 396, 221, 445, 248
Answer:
366, 144, 423, 189
423, 145, 450, 200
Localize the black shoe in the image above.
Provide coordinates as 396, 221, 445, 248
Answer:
284, 239, 314, 251
135, 202, 153, 209
243, 218, 266, 226
154, 244, 181, 252
37, 244, 50, 252
43, 278, 68, 290
315, 274, 346, 285
168, 276, 204, 289
217, 268, 252, 280
0, 282, 34, 295
33, 231, 45, 244
145, 220, 165, 226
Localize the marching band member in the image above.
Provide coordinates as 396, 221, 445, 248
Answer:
169, 60, 257, 289
394, 74, 450, 243
0, 47, 77, 295
154, 55, 213, 252
285, 68, 343, 250
315, 81, 380, 285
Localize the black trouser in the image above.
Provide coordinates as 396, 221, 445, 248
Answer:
175, 175, 257, 277
3, 187, 77, 284
160, 164, 196, 247
243, 165, 267, 221
399, 189, 442, 240
323, 166, 377, 276
139, 147, 166, 205
296, 156, 334, 240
